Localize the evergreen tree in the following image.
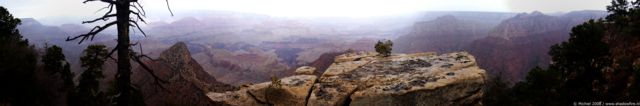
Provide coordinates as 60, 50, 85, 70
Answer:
483, 73, 516, 106
605, 0, 640, 100
549, 20, 610, 101
509, 0, 640, 103
374, 40, 393, 57
606, 0, 640, 37
42, 45, 76, 105
0, 6, 40, 105
42, 45, 75, 91
42, 45, 66, 74
511, 66, 564, 105
75, 45, 109, 106
509, 20, 609, 105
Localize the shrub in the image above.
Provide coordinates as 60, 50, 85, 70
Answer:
375, 40, 393, 57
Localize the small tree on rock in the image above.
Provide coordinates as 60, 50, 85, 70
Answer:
375, 40, 393, 57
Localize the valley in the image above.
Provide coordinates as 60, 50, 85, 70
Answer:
17, 10, 606, 85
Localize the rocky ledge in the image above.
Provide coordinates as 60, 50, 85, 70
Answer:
207, 52, 487, 106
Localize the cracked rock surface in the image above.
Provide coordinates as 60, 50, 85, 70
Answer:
208, 52, 486, 106
207, 75, 316, 106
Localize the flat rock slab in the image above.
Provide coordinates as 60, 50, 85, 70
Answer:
295, 66, 317, 75
207, 88, 265, 106
307, 52, 486, 106
207, 75, 317, 106
208, 52, 487, 106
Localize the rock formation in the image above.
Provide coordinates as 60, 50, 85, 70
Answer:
306, 51, 347, 76
294, 66, 316, 75
395, 15, 495, 54
133, 42, 236, 105
207, 75, 317, 106
207, 52, 487, 106
468, 11, 607, 81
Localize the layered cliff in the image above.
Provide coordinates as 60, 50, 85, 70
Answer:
207, 52, 487, 106
133, 42, 236, 105
395, 15, 493, 53
468, 11, 607, 81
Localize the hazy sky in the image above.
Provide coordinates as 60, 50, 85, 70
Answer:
1, 0, 610, 24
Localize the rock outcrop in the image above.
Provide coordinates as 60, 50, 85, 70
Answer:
207, 75, 317, 106
207, 52, 487, 106
294, 66, 316, 75
468, 11, 606, 81
133, 42, 236, 105
395, 15, 494, 53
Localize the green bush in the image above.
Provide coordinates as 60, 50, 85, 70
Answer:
375, 40, 393, 57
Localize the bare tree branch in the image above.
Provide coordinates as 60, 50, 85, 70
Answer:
135, 2, 146, 16
129, 20, 147, 37
105, 45, 118, 61
66, 21, 117, 44
130, 42, 139, 47
83, 14, 116, 24
138, 42, 144, 56
95, 4, 114, 13
130, 3, 146, 17
130, 11, 147, 24
132, 56, 167, 89
103, 4, 115, 17
165, 0, 174, 16
83, 0, 116, 4
85, 4, 115, 24
130, 6, 144, 18
131, 42, 168, 91
137, 42, 156, 61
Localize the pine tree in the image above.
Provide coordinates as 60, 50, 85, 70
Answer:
374, 40, 393, 57
483, 73, 516, 106
42, 45, 76, 105
511, 66, 564, 105
549, 20, 610, 100
0, 6, 40, 105
74, 45, 109, 106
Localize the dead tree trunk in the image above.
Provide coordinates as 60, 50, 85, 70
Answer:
68, 0, 172, 105
115, 1, 132, 105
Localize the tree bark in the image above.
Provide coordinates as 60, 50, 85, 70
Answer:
115, 0, 132, 105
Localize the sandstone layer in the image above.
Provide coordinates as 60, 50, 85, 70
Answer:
208, 52, 487, 106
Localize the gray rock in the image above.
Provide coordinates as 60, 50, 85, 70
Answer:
295, 66, 316, 75
208, 75, 317, 106
208, 52, 487, 106
308, 52, 486, 106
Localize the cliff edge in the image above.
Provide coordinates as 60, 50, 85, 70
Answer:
207, 52, 487, 106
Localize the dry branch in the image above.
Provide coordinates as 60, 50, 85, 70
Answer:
130, 11, 147, 24
129, 20, 147, 37
83, 14, 116, 24
66, 21, 117, 44
83, 0, 116, 4
165, 0, 174, 16
131, 43, 167, 90
105, 45, 118, 61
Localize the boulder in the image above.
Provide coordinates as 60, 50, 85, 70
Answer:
307, 52, 486, 106
294, 66, 316, 75
207, 88, 265, 106
208, 75, 317, 106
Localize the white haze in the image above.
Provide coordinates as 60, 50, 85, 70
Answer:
1, 0, 609, 25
